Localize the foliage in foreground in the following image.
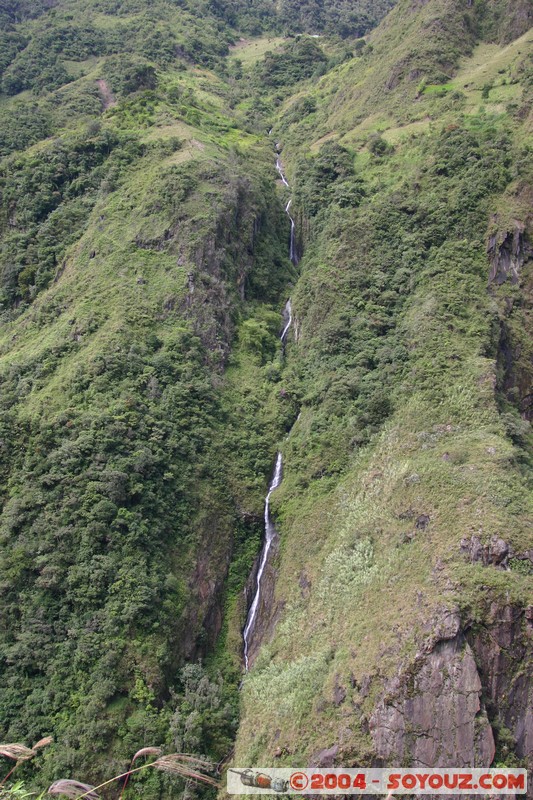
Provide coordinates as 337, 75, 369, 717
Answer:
0, 744, 219, 800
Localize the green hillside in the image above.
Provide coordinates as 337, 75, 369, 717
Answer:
234, 0, 533, 774
0, 0, 295, 791
0, 0, 532, 796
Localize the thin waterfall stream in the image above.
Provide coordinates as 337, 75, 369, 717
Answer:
276, 156, 299, 267
242, 453, 282, 671
242, 154, 298, 671
281, 297, 292, 344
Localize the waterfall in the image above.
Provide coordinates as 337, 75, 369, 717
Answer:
243, 453, 283, 671
242, 150, 299, 671
281, 298, 292, 344
285, 200, 298, 266
276, 157, 289, 187
277, 162, 298, 265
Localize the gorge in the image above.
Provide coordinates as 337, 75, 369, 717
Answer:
0, 0, 531, 796
243, 153, 297, 672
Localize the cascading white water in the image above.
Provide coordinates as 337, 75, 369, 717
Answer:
281, 298, 292, 344
243, 452, 283, 671
242, 151, 298, 672
276, 157, 289, 187
285, 200, 298, 266
277, 160, 298, 265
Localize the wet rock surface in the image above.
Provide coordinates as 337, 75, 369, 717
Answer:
242, 531, 283, 667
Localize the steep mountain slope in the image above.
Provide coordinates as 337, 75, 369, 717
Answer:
0, 0, 298, 790
233, 0, 533, 777
0, 0, 532, 795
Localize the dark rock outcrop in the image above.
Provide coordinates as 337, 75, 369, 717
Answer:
333, 675, 347, 706
309, 743, 340, 768
460, 535, 510, 568
368, 604, 532, 790
415, 513, 430, 530
370, 634, 495, 768
467, 604, 533, 771
488, 222, 530, 285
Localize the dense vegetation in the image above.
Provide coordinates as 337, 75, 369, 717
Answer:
0, 0, 532, 796
0, 0, 301, 792
274, 0, 396, 37
235, 0, 533, 771
205, 0, 396, 36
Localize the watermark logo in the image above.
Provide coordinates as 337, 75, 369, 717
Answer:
227, 768, 528, 794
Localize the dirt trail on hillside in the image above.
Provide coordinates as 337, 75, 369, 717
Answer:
97, 79, 116, 110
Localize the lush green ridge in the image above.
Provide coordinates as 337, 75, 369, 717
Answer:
0, 0, 298, 791
0, 140, 290, 789
0, 0, 388, 790
233, 0, 533, 773
0, 0, 531, 795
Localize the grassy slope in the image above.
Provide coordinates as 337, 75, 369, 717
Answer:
234, 0, 533, 769
0, 0, 532, 791
0, 2, 296, 789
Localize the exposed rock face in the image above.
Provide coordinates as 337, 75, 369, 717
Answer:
415, 513, 430, 530
368, 604, 532, 792
333, 675, 347, 707
487, 0, 533, 43
487, 222, 530, 285
370, 634, 495, 767
488, 200, 533, 420
182, 519, 232, 660
467, 604, 533, 771
309, 743, 340, 768
461, 536, 533, 575
460, 535, 511, 568
180, 177, 273, 366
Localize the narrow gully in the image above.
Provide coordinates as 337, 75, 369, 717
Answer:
242, 154, 297, 671
242, 453, 283, 671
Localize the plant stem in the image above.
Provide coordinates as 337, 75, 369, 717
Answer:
1, 761, 21, 787
75, 764, 153, 800
118, 758, 136, 800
